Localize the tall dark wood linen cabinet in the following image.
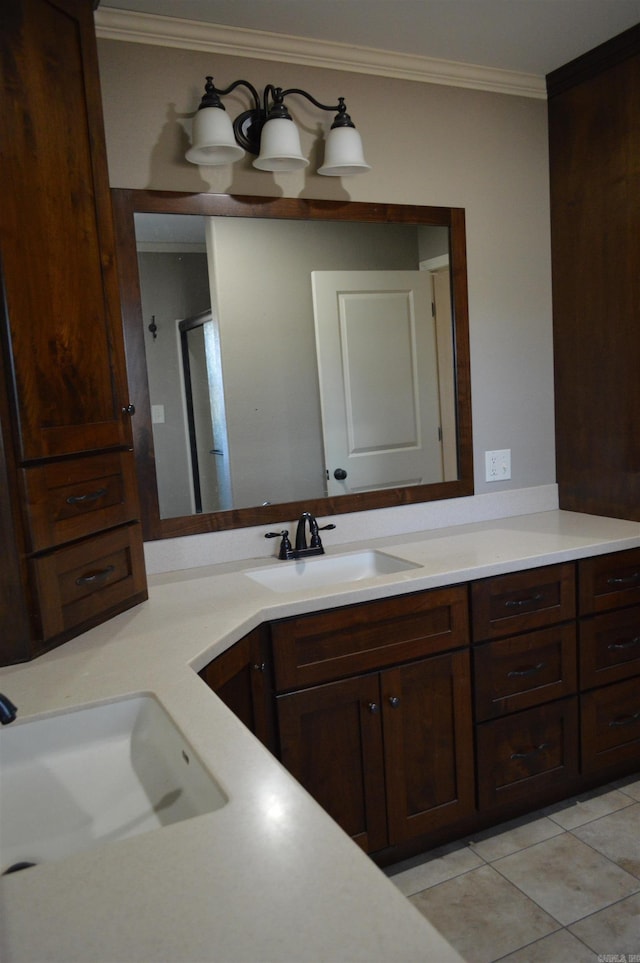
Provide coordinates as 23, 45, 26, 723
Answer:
548, 25, 640, 520
0, 0, 147, 666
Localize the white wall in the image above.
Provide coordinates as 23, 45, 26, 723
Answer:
97, 38, 557, 569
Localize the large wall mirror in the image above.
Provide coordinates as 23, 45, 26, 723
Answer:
112, 190, 473, 540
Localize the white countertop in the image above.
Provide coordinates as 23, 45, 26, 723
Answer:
2, 509, 640, 963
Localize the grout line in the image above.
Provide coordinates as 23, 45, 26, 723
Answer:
391, 778, 640, 958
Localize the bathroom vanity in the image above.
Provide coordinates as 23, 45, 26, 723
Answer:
203, 536, 640, 866
2, 510, 640, 962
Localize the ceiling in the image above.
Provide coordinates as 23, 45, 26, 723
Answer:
100, 0, 640, 76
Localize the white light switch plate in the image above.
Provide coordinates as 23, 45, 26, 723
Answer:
151, 404, 165, 424
485, 449, 511, 481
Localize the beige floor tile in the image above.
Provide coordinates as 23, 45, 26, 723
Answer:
543, 786, 634, 830
572, 803, 640, 878
494, 833, 640, 926
498, 928, 600, 962
466, 813, 564, 862
409, 864, 559, 963
386, 841, 483, 896
614, 774, 640, 802
569, 891, 640, 956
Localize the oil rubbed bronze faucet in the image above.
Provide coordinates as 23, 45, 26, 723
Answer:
266, 512, 336, 560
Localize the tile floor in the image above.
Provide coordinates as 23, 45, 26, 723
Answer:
385, 775, 640, 962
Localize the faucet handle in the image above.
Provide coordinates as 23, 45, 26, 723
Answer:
0, 693, 18, 725
310, 522, 336, 548
265, 530, 293, 560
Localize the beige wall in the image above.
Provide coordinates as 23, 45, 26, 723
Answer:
97, 38, 555, 503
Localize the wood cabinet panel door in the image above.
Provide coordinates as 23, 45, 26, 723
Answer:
382, 650, 475, 844
0, 0, 132, 460
276, 674, 388, 853
199, 627, 277, 752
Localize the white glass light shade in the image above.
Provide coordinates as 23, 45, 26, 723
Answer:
253, 118, 308, 171
185, 107, 245, 166
317, 126, 371, 176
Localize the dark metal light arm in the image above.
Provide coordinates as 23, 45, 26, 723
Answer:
200, 78, 355, 155
188, 75, 369, 174
199, 77, 261, 112
278, 89, 354, 126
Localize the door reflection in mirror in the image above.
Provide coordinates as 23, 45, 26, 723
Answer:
179, 311, 232, 514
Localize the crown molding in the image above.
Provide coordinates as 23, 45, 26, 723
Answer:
94, 8, 546, 99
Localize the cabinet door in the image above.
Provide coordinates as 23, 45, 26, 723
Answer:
277, 674, 388, 853
582, 678, 640, 775
200, 627, 276, 752
472, 563, 576, 641
0, 0, 132, 460
476, 698, 579, 810
474, 624, 577, 721
382, 650, 475, 844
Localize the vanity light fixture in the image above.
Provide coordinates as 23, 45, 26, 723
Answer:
185, 76, 371, 176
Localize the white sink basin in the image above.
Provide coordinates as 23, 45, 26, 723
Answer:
245, 549, 420, 593
0, 694, 227, 874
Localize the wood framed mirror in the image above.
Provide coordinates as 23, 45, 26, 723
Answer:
112, 190, 473, 540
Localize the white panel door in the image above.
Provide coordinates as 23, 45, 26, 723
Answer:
312, 271, 443, 496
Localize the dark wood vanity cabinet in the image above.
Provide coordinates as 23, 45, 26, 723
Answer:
548, 25, 640, 521
472, 564, 580, 811
202, 550, 640, 862
578, 550, 640, 776
199, 624, 277, 752
0, 0, 147, 665
270, 588, 475, 854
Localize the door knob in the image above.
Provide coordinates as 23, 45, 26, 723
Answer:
333, 468, 347, 480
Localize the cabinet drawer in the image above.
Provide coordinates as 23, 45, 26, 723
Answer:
578, 548, 640, 615
581, 678, 640, 775
22, 451, 139, 552
474, 624, 577, 721
476, 698, 579, 810
31, 523, 147, 639
471, 563, 576, 642
270, 586, 469, 690
580, 606, 640, 689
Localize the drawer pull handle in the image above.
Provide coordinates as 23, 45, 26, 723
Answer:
607, 636, 640, 651
504, 593, 543, 609
606, 572, 640, 586
507, 662, 546, 678
75, 565, 116, 587
66, 487, 108, 506
252, 662, 266, 672
510, 742, 550, 760
608, 711, 640, 728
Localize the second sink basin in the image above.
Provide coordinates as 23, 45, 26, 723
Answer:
0, 694, 227, 874
245, 549, 420, 593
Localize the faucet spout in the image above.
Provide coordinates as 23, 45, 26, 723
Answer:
0, 693, 18, 725
293, 513, 336, 558
295, 512, 314, 552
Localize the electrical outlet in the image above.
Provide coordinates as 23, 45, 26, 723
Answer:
151, 404, 165, 424
485, 449, 511, 482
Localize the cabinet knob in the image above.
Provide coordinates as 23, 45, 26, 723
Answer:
122, 403, 136, 416
367, 702, 380, 714
388, 695, 401, 708
252, 662, 266, 672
